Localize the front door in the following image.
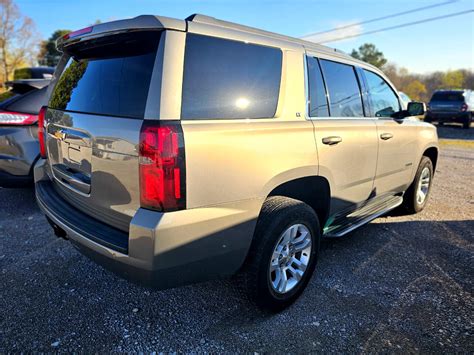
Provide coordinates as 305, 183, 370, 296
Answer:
362, 69, 417, 195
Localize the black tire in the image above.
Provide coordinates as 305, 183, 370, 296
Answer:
463, 113, 472, 129
401, 156, 434, 214
237, 196, 320, 312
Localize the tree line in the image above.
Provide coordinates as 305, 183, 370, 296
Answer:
351, 43, 474, 102
0, 0, 70, 87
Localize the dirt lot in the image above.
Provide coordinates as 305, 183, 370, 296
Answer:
0, 125, 473, 352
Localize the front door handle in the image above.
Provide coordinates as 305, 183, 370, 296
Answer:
380, 133, 394, 140
322, 136, 343, 145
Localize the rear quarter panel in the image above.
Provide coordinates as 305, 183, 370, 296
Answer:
180, 48, 317, 209
182, 119, 318, 208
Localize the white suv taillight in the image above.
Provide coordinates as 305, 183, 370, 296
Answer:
139, 121, 186, 212
0, 111, 38, 125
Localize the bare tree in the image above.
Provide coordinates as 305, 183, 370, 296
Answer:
0, 0, 39, 84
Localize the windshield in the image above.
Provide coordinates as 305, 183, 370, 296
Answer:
49, 31, 161, 119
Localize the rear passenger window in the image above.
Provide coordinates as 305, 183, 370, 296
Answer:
363, 70, 400, 117
307, 57, 329, 117
182, 34, 282, 119
320, 60, 364, 117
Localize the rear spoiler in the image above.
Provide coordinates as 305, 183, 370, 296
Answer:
56, 15, 185, 52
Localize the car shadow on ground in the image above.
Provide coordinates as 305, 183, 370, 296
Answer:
1, 171, 472, 352
1, 198, 472, 352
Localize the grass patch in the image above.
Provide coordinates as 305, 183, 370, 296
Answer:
439, 139, 474, 149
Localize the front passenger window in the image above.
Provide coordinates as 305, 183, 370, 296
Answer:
364, 70, 401, 117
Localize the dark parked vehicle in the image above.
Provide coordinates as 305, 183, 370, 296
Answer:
0, 80, 50, 187
13, 66, 54, 80
425, 90, 473, 129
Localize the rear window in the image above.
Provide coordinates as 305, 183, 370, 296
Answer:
430, 92, 465, 102
319, 60, 364, 117
182, 34, 282, 119
49, 31, 161, 119
0, 91, 18, 106
4, 87, 48, 114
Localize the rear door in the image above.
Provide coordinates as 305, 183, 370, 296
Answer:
306, 55, 378, 215
45, 31, 162, 231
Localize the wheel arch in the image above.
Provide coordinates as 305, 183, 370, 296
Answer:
423, 146, 439, 172
267, 176, 331, 229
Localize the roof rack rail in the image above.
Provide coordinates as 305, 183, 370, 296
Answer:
185, 13, 351, 58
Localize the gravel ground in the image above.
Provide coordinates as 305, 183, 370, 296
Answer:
0, 126, 473, 353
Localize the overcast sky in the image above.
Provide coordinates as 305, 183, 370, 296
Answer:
17, 0, 474, 73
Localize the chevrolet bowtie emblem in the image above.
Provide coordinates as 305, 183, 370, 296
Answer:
54, 130, 66, 140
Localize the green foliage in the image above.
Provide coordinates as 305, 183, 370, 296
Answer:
442, 70, 464, 89
13, 67, 32, 80
0, 90, 16, 102
383, 63, 474, 102
49, 60, 88, 109
404, 80, 427, 101
37, 29, 70, 67
350, 43, 387, 69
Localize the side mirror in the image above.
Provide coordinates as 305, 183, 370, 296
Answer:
407, 102, 426, 116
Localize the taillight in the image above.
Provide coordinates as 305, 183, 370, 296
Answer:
38, 106, 47, 158
0, 111, 38, 125
139, 120, 186, 212
461, 103, 468, 112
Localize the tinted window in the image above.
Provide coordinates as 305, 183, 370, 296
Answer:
431, 92, 464, 102
320, 60, 364, 117
5, 87, 48, 114
0, 91, 18, 107
49, 31, 161, 119
307, 57, 329, 117
364, 70, 400, 117
182, 34, 282, 119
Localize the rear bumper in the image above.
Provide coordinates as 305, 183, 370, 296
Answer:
0, 125, 39, 185
34, 159, 260, 289
426, 111, 471, 123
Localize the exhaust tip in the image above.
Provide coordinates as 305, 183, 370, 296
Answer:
45, 216, 69, 240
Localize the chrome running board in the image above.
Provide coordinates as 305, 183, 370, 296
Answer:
323, 195, 403, 238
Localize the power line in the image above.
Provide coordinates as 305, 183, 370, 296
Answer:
316, 9, 474, 43
302, 0, 458, 38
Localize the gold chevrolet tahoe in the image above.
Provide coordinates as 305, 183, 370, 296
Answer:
34, 14, 439, 311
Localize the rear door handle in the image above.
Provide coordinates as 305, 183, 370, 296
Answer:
322, 136, 342, 145
380, 133, 394, 140
52, 164, 91, 194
